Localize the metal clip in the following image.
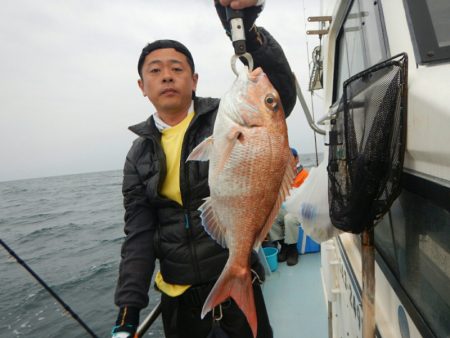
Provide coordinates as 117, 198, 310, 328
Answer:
251, 268, 263, 285
212, 304, 223, 321
231, 52, 254, 76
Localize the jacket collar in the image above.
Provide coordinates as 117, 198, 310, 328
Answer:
128, 96, 220, 138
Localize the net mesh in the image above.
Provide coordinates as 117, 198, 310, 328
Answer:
328, 53, 408, 233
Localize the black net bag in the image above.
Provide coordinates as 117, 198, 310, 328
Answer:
328, 53, 408, 233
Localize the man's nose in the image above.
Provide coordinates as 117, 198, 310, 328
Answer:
162, 69, 174, 83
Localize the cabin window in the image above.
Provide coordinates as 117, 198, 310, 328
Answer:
404, 0, 450, 63
375, 174, 450, 337
333, 0, 388, 101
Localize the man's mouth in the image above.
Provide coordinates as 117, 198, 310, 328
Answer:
161, 88, 178, 95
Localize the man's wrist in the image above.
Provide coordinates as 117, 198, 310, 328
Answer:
112, 306, 140, 337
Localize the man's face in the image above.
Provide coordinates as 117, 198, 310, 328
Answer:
138, 48, 198, 117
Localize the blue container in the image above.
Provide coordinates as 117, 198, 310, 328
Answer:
297, 226, 320, 254
263, 247, 279, 272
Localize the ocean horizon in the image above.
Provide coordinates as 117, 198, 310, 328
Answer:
0, 152, 323, 184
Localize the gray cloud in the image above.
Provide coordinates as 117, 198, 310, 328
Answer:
0, 0, 324, 181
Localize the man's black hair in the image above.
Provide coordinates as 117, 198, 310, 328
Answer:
138, 39, 195, 78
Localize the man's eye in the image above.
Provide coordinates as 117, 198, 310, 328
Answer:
150, 68, 160, 73
173, 67, 183, 72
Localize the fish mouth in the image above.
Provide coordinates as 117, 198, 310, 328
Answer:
248, 67, 265, 82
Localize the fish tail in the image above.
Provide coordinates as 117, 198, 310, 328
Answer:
201, 265, 257, 338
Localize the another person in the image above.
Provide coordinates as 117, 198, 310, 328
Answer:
269, 148, 308, 266
111, 1, 296, 337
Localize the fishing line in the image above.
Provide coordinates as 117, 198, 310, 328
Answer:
0, 239, 99, 338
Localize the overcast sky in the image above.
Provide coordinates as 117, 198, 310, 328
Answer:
0, 0, 325, 182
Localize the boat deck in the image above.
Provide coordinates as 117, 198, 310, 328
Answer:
262, 252, 328, 338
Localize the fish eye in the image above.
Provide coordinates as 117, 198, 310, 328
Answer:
265, 94, 278, 112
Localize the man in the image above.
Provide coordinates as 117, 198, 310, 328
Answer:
291, 148, 309, 188
112, 1, 296, 337
269, 148, 308, 266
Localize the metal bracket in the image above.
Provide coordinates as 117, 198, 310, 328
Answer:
308, 16, 332, 23
307, 16, 332, 36
307, 29, 329, 36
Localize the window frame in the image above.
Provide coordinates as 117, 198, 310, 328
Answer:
332, 0, 389, 103
404, 0, 450, 64
375, 171, 450, 337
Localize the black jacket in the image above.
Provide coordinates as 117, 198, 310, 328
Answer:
115, 27, 296, 309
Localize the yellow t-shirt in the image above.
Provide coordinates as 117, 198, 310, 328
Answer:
157, 111, 194, 296
154, 271, 190, 297
160, 111, 195, 206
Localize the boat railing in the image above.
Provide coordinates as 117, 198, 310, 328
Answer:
294, 73, 327, 135
136, 302, 162, 337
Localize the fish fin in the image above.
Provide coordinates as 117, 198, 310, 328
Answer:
255, 153, 297, 247
199, 198, 228, 248
212, 126, 243, 178
201, 265, 257, 338
186, 136, 214, 162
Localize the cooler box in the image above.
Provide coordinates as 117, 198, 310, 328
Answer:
297, 225, 320, 254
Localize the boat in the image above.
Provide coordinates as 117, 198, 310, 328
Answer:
264, 0, 450, 337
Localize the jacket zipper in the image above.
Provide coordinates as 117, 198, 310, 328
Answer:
151, 135, 166, 193
150, 135, 165, 258
181, 121, 202, 283
184, 212, 201, 283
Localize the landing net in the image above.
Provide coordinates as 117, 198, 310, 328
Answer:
328, 53, 408, 233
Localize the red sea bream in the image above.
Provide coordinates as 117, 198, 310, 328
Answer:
187, 66, 295, 337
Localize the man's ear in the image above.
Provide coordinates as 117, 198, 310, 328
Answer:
192, 73, 199, 91
138, 78, 146, 96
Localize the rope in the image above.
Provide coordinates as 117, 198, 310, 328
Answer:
0, 239, 99, 338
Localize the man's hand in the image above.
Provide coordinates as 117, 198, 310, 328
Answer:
215, 0, 264, 51
219, 0, 262, 10
112, 307, 139, 338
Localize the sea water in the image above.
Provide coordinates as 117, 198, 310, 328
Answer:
0, 153, 322, 337
0, 170, 164, 338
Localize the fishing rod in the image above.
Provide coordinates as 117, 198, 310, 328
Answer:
0, 239, 99, 338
